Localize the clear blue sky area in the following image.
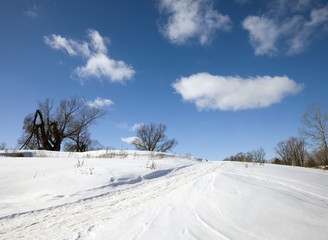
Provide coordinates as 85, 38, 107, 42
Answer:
1, 0, 328, 160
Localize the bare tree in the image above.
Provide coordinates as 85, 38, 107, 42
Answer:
133, 123, 177, 152
0, 142, 7, 150
300, 102, 328, 165
313, 149, 328, 166
289, 137, 306, 166
252, 147, 266, 163
275, 140, 293, 165
19, 97, 106, 151
64, 129, 103, 152
275, 137, 306, 166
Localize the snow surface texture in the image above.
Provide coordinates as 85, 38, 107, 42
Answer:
0, 151, 327, 240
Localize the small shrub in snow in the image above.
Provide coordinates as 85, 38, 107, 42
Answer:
118, 150, 128, 159
74, 158, 95, 175
185, 153, 192, 160
147, 160, 156, 170
108, 151, 116, 159
88, 167, 94, 175
75, 159, 84, 168
105, 147, 116, 154
99, 150, 116, 158
156, 153, 165, 159
150, 161, 156, 170
111, 151, 117, 158
37, 151, 47, 158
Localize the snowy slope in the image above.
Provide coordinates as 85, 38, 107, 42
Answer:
0, 150, 200, 217
0, 151, 328, 240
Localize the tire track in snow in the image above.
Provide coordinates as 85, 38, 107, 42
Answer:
0, 162, 224, 240
132, 207, 161, 240
221, 171, 328, 203
193, 208, 231, 240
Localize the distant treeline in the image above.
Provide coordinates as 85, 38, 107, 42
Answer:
224, 102, 328, 169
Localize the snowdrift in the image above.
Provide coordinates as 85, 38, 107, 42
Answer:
0, 150, 327, 240
0, 150, 201, 217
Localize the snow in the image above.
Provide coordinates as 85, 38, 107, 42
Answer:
0, 151, 328, 239
0, 150, 198, 217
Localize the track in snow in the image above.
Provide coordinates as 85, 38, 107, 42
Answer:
0, 162, 222, 240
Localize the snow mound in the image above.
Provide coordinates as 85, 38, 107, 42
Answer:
0, 150, 199, 218
0, 152, 328, 240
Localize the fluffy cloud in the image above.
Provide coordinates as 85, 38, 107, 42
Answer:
44, 34, 90, 57
130, 123, 144, 132
157, 0, 232, 45
243, 1, 328, 56
87, 97, 114, 109
121, 136, 138, 144
242, 16, 280, 56
44, 29, 135, 84
172, 73, 304, 111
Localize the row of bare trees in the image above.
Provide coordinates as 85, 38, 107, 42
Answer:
16, 98, 177, 153
274, 102, 328, 167
223, 148, 266, 163
13, 97, 327, 162
223, 102, 327, 168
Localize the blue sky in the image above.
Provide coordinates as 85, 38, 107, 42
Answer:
1, 0, 328, 160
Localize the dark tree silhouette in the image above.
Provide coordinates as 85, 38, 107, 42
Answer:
19, 97, 105, 151
64, 128, 103, 152
133, 123, 177, 152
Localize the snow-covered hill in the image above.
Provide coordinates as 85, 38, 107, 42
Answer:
0, 150, 327, 240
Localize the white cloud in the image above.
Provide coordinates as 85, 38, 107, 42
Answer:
130, 123, 144, 132
87, 97, 114, 109
44, 29, 135, 84
121, 136, 138, 144
44, 34, 89, 57
157, 0, 232, 45
242, 2, 328, 56
88, 29, 108, 54
24, 4, 39, 18
242, 16, 280, 56
306, 5, 328, 27
172, 73, 304, 111
75, 53, 135, 82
